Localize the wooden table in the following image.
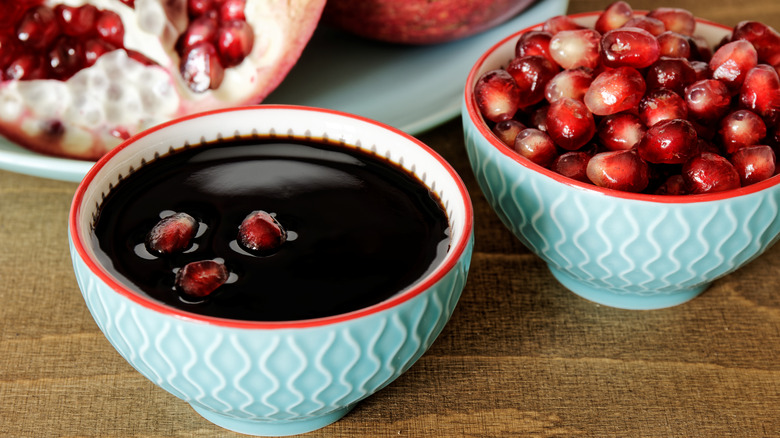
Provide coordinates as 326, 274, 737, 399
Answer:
2, 0, 779, 436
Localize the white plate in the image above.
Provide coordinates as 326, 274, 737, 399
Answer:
0, 0, 568, 183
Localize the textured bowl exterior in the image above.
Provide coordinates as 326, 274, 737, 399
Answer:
462, 14, 780, 309
69, 105, 473, 435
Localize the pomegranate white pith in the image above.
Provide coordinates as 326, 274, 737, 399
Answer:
0, 0, 326, 160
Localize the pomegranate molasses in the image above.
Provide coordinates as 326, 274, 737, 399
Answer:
92, 137, 451, 321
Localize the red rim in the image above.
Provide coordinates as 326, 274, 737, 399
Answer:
70, 105, 474, 330
463, 12, 780, 204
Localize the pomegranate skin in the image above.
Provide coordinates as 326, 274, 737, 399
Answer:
322, 0, 536, 45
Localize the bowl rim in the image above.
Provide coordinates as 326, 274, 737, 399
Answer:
69, 104, 474, 330
463, 10, 780, 204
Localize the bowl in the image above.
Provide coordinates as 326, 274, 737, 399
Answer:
69, 105, 474, 436
462, 12, 780, 310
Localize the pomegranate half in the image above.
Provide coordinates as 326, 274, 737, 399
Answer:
322, 0, 536, 45
0, 0, 326, 160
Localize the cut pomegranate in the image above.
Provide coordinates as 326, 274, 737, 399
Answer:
146, 212, 198, 255
0, 0, 327, 160
175, 260, 230, 298
237, 210, 287, 254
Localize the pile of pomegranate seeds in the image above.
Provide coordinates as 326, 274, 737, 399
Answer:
146, 209, 286, 299
474, 1, 780, 195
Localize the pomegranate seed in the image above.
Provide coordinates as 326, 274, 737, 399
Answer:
238, 210, 287, 254
48, 36, 85, 80
587, 149, 649, 192
689, 60, 709, 81
177, 13, 218, 53
96, 10, 125, 47
84, 39, 116, 67
657, 31, 691, 59
546, 97, 596, 150
584, 66, 646, 115
506, 55, 559, 108
688, 35, 713, 62
492, 120, 526, 147
512, 128, 558, 166
730, 145, 777, 185
598, 112, 646, 150
647, 7, 696, 36
645, 57, 697, 95
515, 31, 555, 65
530, 105, 549, 131
683, 152, 741, 194
544, 67, 593, 103
54, 4, 98, 37
718, 109, 767, 154
600, 27, 660, 68
543, 15, 585, 34
732, 21, 780, 66
637, 118, 699, 164
180, 42, 225, 93
709, 40, 758, 92
474, 69, 521, 122
188, 0, 214, 17
549, 29, 602, 70
220, 0, 247, 21
551, 151, 592, 182
5, 54, 44, 80
175, 260, 229, 298
621, 16, 665, 36
638, 88, 688, 127
595, 1, 634, 34
146, 212, 198, 255
16, 5, 60, 50
654, 174, 687, 195
740, 64, 780, 118
685, 79, 732, 122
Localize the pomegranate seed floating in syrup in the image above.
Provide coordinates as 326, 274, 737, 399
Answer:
474, 1, 780, 195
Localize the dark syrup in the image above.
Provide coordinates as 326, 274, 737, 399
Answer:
92, 137, 451, 321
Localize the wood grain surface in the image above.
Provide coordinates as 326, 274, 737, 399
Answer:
1, 1, 779, 436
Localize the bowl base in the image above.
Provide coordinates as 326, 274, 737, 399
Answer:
548, 265, 708, 310
190, 404, 355, 436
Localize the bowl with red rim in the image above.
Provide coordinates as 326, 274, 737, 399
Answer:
462, 8, 780, 309
68, 105, 474, 436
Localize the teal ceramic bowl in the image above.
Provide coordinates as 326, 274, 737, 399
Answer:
69, 105, 474, 436
462, 12, 780, 309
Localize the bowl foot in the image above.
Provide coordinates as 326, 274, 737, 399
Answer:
548, 265, 708, 310
190, 404, 355, 436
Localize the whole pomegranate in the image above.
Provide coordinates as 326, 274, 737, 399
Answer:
0, 0, 326, 160
322, 0, 536, 45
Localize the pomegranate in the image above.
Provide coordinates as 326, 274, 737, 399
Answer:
0, 0, 326, 160
320, 0, 536, 45
472, 2, 780, 195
